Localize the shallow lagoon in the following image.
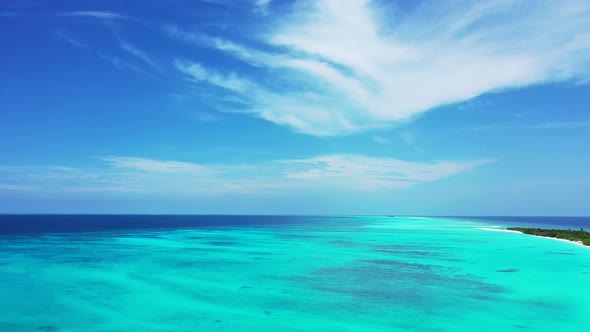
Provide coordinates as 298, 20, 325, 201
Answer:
1, 216, 589, 331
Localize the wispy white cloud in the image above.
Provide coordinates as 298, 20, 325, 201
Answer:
253, 0, 272, 16
95, 154, 492, 193
533, 121, 590, 129
64, 186, 141, 193
54, 30, 89, 50
462, 122, 515, 133
371, 135, 390, 145
55, 36, 154, 79
170, 0, 590, 136
54, 26, 159, 78
514, 111, 536, 118
162, 24, 208, 45
0, 184, 38, 191
53, 23, 157, 77
101, 157, 214, 174
199, 0, 244, 8
371, 135, 391, 144
192, 112, 221, 122
0, 164, 127, 193
451, 120, 590, 134
399, 131, 416, 145
457, 99, 491, 111
175, 59, 252, 92
279, 155, 494, 190
97, 53, 155, 78
0, 154, 493, 195
47, 166, 78, 172
118, 39, 162, 72
63, 11, 129, 20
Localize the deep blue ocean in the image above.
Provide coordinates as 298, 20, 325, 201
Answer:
0, 215, 309, 235
0, 215, 589, 236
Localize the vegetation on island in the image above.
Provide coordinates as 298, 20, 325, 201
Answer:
507, 227, 590, 246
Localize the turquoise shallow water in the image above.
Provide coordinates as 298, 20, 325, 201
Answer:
1, 216, 589, 331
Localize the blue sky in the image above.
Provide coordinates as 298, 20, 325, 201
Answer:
1, 0, 589, 215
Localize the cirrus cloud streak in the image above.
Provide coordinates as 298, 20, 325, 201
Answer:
0, 155, 493, 195
171, 0, 590, 135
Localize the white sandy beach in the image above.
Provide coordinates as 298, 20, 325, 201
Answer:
479, 227, 522, 234
479, 227, 585, 246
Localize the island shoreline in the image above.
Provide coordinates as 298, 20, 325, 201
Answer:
491, 227, 590, 247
